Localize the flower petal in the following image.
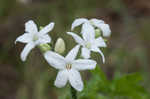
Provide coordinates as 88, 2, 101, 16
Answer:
81, 47, 91, 59
94, 37, 107, 47
25, 20, 38, 33
20, 42, 35, 61
71, 18, 88, 30
68, 69, 83, 91
37, 34, 51, 45
44, 51, 66, 69
65, 45, 80, 62
82, 23, 95, 41
72, 59, 96, 71
95, 23, 111, 37
15, 33, 32, 44
90, 18, 104, 26
91, 47, 105, 63
67, 32, 84, 45
54, 70, 68, 88
39, 22, 55, 35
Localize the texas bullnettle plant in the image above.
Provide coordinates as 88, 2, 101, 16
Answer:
15, 18, 148, 99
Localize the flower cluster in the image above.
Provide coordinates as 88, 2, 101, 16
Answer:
15, 18, 111, 91
68, 18, 111, 63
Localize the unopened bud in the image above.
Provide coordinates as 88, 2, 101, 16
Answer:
40, 26, 44, 30
95, 29, 102, 38
38, 43, 51, 53
54, 38, 66, 54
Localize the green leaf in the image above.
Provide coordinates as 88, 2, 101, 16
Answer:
79, 65, 110, 99
111, 73, 147, 99
91, 65, 108, 82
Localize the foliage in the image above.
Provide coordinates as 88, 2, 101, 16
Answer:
78, 66, 150, 99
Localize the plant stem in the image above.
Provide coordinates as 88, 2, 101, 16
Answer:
71, 86, 77, 99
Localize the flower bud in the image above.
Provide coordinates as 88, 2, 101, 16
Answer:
95, 29, 102, 38
40, 26, 44, 30
38, 43, 51, 53
54, 38, 66, 54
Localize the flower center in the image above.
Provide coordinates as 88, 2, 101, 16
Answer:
85, 42, 91, 49
33, 34, 39, 41
66, 63, 72, 70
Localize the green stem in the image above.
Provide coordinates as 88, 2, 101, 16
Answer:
71, 86, 77, 99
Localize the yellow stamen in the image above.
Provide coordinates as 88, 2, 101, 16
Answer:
66, 64, 72, 70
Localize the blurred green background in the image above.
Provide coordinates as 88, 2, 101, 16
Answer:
0, 0, 150, 99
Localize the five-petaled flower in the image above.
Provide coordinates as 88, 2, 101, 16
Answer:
67, 22, 106, 63
15, 20, 54, 61
44, 45, 96, 91
71, 18, 111, 37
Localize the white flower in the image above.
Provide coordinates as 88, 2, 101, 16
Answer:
71, 18, 111, 37
15, 20, 54, 61
44, 45, 96, 91
67, 22, 106, 63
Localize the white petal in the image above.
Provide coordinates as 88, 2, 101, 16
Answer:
67, 32, 84, 45
20, 42, 35, 61
91, 47, 105, 63
15, 33, 32, 44
37, 34, 51, 44
82, 23, 95, 41
44, 51, 66, 69
39, 22, 55, 35
98, 49, 105, 63
65, 45, 80, 62
71, 18, 88, 30
25, 20, 38, 33
54, 70, 68, 88
81, 47, 91, 59
72, 59, 96, 71
90, 18, 104, 26
96, 23, 111, 37
68, 69, 83, 91
94, 37, 107, 47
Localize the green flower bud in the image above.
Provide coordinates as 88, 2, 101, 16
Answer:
38, 43, 51, 53
40, 26, 44, 30
54, 38, 66, 54
95, 29, 102, 38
